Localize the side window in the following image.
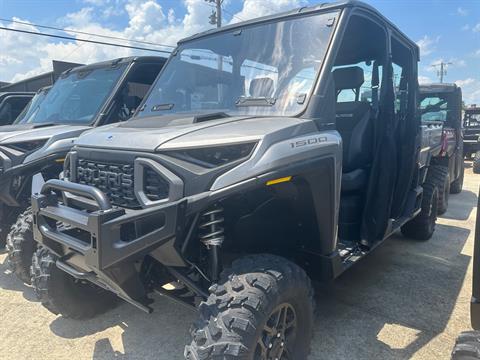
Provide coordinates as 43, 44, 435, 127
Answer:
333, 62, 383, 105
103, 63, 163, 124
391, 37, 413, 121
0, 96, 31, 125
420, 96, 447, 122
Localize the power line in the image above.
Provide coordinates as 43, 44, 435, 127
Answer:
0, 26, 172, 54
0, 18, 176, 49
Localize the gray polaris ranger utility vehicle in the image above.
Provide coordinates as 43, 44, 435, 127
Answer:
3, 56, 165, 283
419, 83, 464, 214
31, 1, 439, 358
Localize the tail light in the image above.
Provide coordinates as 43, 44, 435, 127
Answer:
440, 127, 455, 156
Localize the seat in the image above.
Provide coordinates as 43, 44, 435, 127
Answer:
333, 66, 374, 241
332, 66, 373, 192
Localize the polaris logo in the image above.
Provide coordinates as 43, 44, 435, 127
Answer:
77, 167, 133, 188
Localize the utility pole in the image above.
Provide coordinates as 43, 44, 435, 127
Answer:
206, 0, 223, 28
432, 61, 453, 83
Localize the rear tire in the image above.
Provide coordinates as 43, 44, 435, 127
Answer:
401, 183, 438, 241
31, 247, 118, 319
185, 254, 315, 360
427, 165, 450, 214
452, 331, 480, 359
450, 161, 464, 194
474, 152, 480, 174
6, 207, 35, 284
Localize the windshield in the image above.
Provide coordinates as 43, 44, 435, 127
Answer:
22, 65, 126, 125
14, 88, 50, 124
420, 95, 449, 122
137, 12, 337, 119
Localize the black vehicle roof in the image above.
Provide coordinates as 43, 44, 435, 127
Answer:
465, 107, 480, 114
420, 83, 459, 94
179, 0, 419, 55
60, 56, 168, 77
0, 92, 35, 100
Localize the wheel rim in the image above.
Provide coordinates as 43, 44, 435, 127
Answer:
254, 303, 297, 360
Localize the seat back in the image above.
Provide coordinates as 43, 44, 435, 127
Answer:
249, 78, 274, 98
333, 67, 373, 173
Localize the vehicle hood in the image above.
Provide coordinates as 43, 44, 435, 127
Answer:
0, 124, 91, 145
74, 114, 314, 152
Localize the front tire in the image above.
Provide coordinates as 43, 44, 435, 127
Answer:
6, 207, 35, 284
31, 247, 118, 319
450, 161, 464, 194
474, 151, 480, 174
452, 331, 480, 359
185, 254, 315, 360
401, 183, 438, 241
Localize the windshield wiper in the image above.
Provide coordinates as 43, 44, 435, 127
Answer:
31, 122, 60, 128
235, 97, 276, 107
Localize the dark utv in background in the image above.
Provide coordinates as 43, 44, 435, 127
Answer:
4, 56, 165, 283
419, 83, 464, 214
463, 106, 480, 173
30, 1, 441, 358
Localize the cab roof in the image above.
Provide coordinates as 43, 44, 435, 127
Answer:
179, 0, 419, 55
420, 83, 460, 94
59, 56, 168, 77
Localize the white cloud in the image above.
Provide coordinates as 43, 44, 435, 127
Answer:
416, 35, 440, 57
475, 49, 480, 57
418, 75, 432, 84
83, 0, 104, 5
457, 7, 468, 16
452, 78, 480, 105
229, 0, 306, 23
455, 78, 475, 87
466, 89, 480, 105
102, 6, 124, 19
474, 23, 480, 32
0, 0, 220, 83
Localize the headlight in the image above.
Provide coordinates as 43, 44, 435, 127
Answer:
163, 142, 257, 169
3, 139, 48, 153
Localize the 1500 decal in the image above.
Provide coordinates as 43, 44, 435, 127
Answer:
290, 136, 328, 148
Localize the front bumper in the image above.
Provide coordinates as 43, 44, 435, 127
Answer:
32, 179, 189, 311
32, 179, 188, 271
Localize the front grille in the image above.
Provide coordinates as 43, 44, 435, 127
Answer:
76, 159, 138, 208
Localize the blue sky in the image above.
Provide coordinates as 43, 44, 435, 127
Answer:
0, 0, 479, 104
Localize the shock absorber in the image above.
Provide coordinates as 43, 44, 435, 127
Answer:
199, 206, 224, 282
